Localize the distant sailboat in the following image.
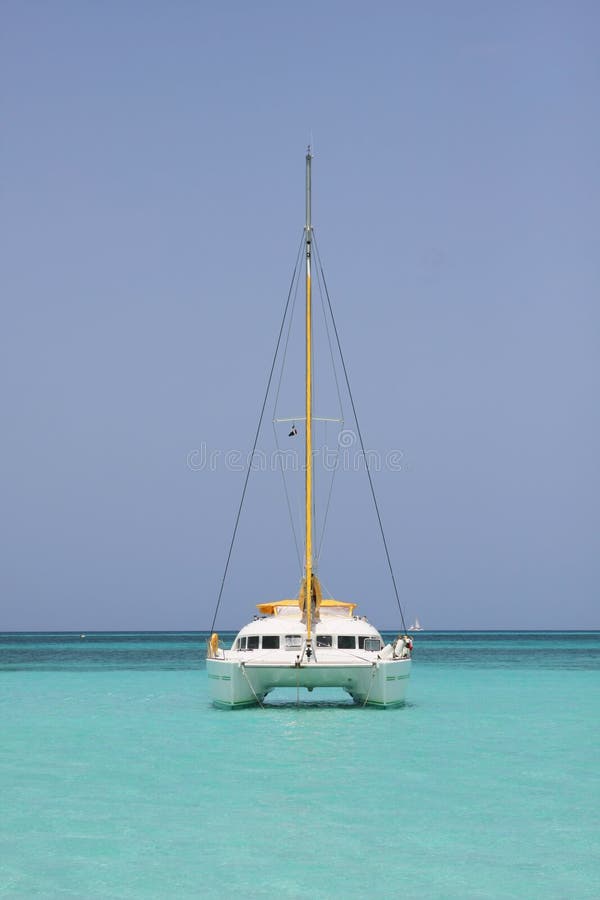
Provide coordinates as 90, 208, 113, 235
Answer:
408, 618, 423, 632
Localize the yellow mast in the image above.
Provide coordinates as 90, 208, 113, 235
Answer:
305, 147, 313, 641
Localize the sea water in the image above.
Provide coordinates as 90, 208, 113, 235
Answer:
1, 632, 598, 899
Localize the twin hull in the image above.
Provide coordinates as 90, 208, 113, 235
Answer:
207, 657, 411, 708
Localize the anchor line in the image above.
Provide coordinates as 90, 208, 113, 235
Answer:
240, 663, 264, 709
362, 663, 378, 708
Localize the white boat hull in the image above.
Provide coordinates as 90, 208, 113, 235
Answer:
207, 657, 411, 708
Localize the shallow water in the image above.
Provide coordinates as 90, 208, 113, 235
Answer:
1, 632, 599, 898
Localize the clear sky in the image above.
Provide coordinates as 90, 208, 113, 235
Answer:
1, 1, 598, 630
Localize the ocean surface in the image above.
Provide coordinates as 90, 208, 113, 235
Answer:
1, 631, 599, 899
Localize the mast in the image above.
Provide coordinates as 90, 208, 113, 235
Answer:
305, 147, 313, 641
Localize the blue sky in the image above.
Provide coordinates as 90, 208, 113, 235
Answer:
1, 1, 598, 629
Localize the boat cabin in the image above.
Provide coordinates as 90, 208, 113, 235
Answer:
233, 633, 383, 652
231, 598, 385, 654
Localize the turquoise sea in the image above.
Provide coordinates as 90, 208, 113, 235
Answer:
1, 631, 599, 899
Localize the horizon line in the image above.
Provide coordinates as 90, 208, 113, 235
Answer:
2, 627, 599, 634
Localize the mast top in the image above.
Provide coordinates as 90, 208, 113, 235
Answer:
305, 146, 312, 236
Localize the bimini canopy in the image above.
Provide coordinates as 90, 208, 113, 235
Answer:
256, 599, 357, 617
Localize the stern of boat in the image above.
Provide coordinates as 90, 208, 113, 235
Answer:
206, 658, 264, 709
350, 658, 411, 708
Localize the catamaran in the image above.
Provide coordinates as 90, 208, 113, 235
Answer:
206, 150, 412, 707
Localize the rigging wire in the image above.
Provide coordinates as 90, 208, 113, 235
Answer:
272, 239, 304, 572
313, 243, 344, 564
209, 233, 305, 635
313, 233, 408, 634
273, 239, 303, 413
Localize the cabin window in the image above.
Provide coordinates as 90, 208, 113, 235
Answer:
262, 635, 280, 649
360, 637, 382, 652
316, 635, 332, 647
285, 635, 303, 650
238, 637, 247, 650
338, 635, 356, 649
247, 636, 259, 650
